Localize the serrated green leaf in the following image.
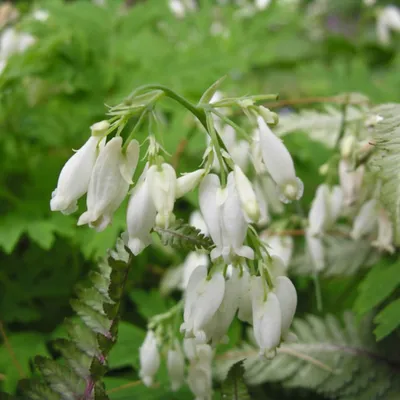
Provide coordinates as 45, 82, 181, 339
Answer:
374, 298, 400, 341
221, 361, 251, 400
354, 260, 400, 315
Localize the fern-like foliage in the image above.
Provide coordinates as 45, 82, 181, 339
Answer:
154, 220, 214, 252
220, 361, 251, 400
369, 103, 400, 245
276, 95, 368, 148
215, 312, 400, 400
21, 239, 131, 400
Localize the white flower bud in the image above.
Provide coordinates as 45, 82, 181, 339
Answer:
167, 346, 185, 391
78, 137, 139, 231
340, 135, 356, 159
339, 159, 364, 207
260, 234, 293, 270
377, 6, 400, 45
125, 169, 157, 255
351, 199, 378, 240
258, 105, 278, 124
181, 266, 225, 342
273, 276, 297, 339
139, 330, 160, 387
306, 229, 325, 272
147, 163, 177, 228
308, 185, 330, 235
257, 117, 303, 203
90, 120, 110, 137
251, 276, 282, 357
176, 169, 205, 198
234, 165, 260, 222
50, 135, 104, 215
372, 208, 395, 253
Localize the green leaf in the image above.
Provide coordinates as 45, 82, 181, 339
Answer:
374, 298, 400, 341
129, 289, 169, 320
108, 322, 145, 369
354, 259, 400, 315
0, 332, 48, 393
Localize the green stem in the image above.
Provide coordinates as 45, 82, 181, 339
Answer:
128, 84, 207, 130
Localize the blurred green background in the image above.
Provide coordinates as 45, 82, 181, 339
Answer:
0, 0, 399, 399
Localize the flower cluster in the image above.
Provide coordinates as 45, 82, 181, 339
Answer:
51, 84, 302, 398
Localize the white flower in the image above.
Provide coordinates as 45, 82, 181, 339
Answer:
257, 117, 303, 203
308, 184, 343, 235
199, 173, 254, 262
254, 180, 270, 226
351, 199, 378, 240
306, 229, 325, 272
202, 268, 241, 345
233, 165, 260, 222
273, 276, 297, 339
339, 159, 364, 207
33, 9, 49, 22
181, 252, 210, 290
167, 346, 185, 391
372, 208, 395, 253
340, 135, 356, 159
176, 169, 205, 198
125, 169, 157, 255
189, 210, 208, 235
251, 276, 282, 357
377, 6, 400, 45
237, 267, 253, 324
0, 28, 35, 60
260, 234, 294, 269
139, 330, 160, 387
187, 353, 213, 400
51, 135, 105, 214
169, 0, 196, 18
255, 0, 272, 10
181, 265, 225, 342
147, 163, 177, 228
78, 137, 139, 231
251, 129, 266, 174
256, 174, 285, 216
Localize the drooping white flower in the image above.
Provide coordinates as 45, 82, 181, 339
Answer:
273, 276, 297, 339
251, 129, 266, 175
260, 234, 294, 269
257, 117, 303, 203
251, 276, 282, 357
187, 344, 213, 400
339, 159, 364, 207
255, 175, 285, 218
189, 210, 208, 235
372, 208, 395, 253
139, 330, 160, 387
78, 137, 139, 231
351, 199, 378, 240
147, 163, 177, 228
233, 165, 260, 222
376, 5, 400, 45
167, 345, 185, 391
176, 169, 205, 198
125, 169, 157, 255
254, 180, 270, 226
237, 267, 253, 324
181, 252, 210, 290
181, 265, 225, 342
340, 135, 356, 159
306, 229, 325, 272
202, 268, 241, 345
199, 173, 254, 262
50, 133, 106, 215
308, 185, 329, 235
